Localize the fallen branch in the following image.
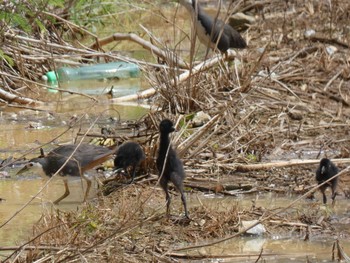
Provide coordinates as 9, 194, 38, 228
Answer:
268, 220, 322, 229
178, 114, 221, 157
90, 33, 188, 69
0, 87, 42, 105
0, 245, 92, 252
234, 158, 350, 172
112, 51, 237, 102
166, 251, 310, 260
307, 35, 349, 49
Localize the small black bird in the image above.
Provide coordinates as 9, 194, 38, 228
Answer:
17, 143, 117, 204
114, 141, 145, 183
157, 119, 189, 218
316, 158, 338, 204
178, 0, 247, 53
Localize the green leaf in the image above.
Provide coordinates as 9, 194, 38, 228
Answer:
48, 0, 65, 8
34, 18, 47, 33
12, 14, 31, 33
0, 50, 14, 66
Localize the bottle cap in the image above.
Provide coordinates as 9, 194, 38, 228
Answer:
46, 71, 58, 82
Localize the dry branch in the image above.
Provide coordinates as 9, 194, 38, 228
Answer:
235, 158, 350, 172
112, 50, 237, 102
0, 87, 42, 105
90, 33, 188, 69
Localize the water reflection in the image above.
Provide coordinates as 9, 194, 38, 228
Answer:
57, 78, 142, 97
0, 77, 149, 247
191, 193, 350, 262
0, 177, 97, 246
1, 78, 349, 261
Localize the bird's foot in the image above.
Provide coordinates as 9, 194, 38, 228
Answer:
168, 214, 191, 225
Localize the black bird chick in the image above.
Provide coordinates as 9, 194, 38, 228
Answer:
178, 0, 247, 53
17, 143, 117, 204
114, 141, 145, 183
156, 119, 189, 218
316, 158, 338, 204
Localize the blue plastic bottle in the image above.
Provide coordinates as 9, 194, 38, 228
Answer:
46, 62, 140, 83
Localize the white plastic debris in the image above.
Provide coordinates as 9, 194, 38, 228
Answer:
304, 29, 316, 37
240, 220, 267, 235
326, 45, 338, 56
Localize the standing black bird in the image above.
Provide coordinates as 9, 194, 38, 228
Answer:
17, 143, 117, 204
114, 141, 145, 183
178, 0, 247, 53
156, 119, 189, 218
315, 158, 338, 204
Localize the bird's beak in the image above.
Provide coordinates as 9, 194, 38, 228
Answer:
16, 163, 31, 175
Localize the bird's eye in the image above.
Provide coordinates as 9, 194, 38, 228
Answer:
29, 163, 34, 167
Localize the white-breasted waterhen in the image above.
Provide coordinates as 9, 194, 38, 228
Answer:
178, 0, 247, 53
17, 143, 117, 204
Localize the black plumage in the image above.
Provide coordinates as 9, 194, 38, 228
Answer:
315, 158, 338, 204
179, 0, 247, 52
114, 141, 145, 183
156, 119, 189, 218
17, 143, 117, 204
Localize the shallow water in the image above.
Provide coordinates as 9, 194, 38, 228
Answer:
1, 177, 350, 261
192, 193, 350, 262
0, 77, 148, 247
1, 79, 350, 261
0, 177, 97, 247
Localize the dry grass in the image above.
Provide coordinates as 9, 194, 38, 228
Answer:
5, 182, 340, 262
2, 0, 350, 262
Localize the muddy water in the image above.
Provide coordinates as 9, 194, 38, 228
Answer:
198, 237, 350, 262
0, 78, 148, 246
194, 193, 350, 262
0, 178, 98, 246
1, 81, 349, 261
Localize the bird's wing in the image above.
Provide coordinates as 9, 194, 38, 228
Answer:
74, 145, 116, 172
48, 144, 116, 173
224, 24, 247, 48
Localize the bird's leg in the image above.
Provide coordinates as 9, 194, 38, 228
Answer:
322, 192, 327, 204
180, 190, 189, 219
331, 185, 337, 206
165, 190, 171, 217
160, 180, 171, 217
53, 178, 70, 204
81, 173, 92, 203
171, 175, 190, 219
128, 166, 137, 184
319, 185, 327, 204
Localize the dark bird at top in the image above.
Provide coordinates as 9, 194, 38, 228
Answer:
178, 0, 247, 53
156, 119, 189, 219
17, 143, 117, 204
114, 141, 145, 184
315, 158, 338, 205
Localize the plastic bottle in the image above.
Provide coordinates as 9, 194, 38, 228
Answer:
46, 62, 140, 83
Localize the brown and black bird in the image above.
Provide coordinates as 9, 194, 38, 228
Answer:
178, 0, 247, 53
315, 158, 338, 204
157, 119, 189, 219
17, 143, 117, 204
114, 141, 145, 183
